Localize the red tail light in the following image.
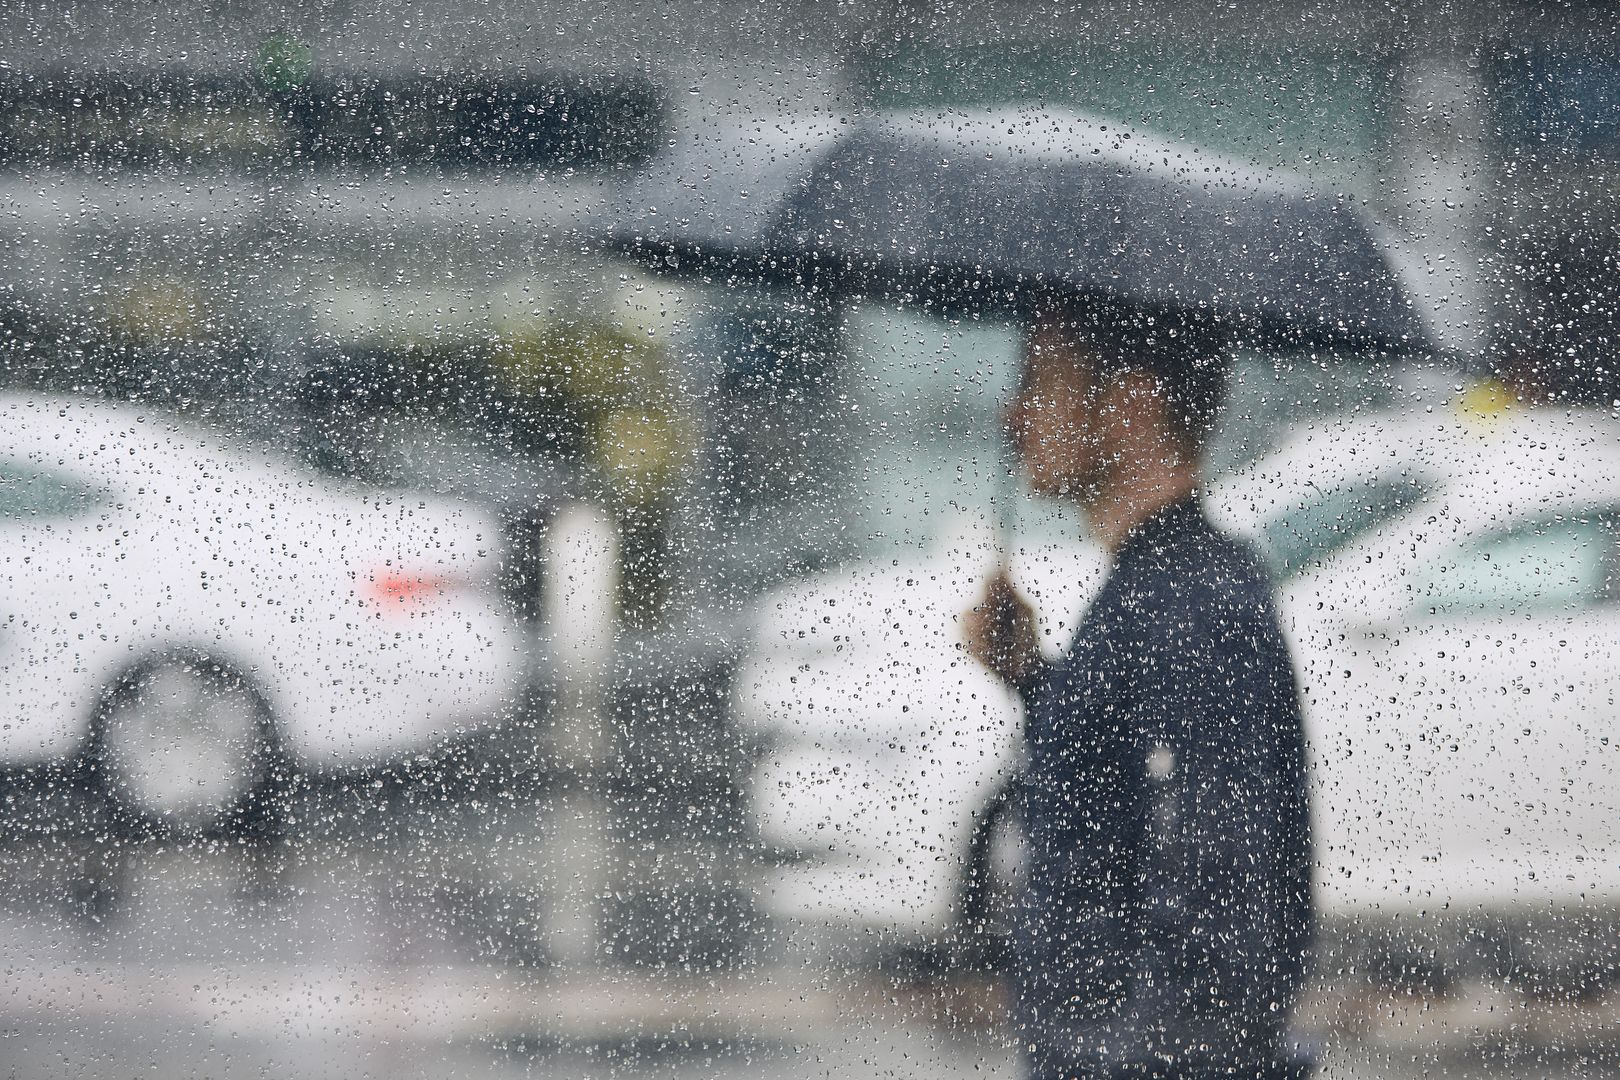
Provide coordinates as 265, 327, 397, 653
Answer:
368, 570, 464, 606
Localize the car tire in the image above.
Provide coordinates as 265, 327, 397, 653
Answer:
956, 787, 1025, 972
83, 650, 289, 843
886, 786, 1025, 978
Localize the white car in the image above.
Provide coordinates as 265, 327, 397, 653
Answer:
735, 401, 1620, 939
1, 394, 527, 836
734, 520, 1099, 938
1213, 403, 1620, 916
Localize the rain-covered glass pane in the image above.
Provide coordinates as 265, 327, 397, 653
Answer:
5, 4, 1620, 1079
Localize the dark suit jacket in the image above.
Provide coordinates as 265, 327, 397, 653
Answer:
1013, 495, 1312, 1077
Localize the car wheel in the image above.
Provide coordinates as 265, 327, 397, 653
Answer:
85, 651, 286, 841
888, 786, 1026, 977
957, 788, 1026, 972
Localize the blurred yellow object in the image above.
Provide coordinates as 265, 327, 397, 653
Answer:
490, 323, 651, 407
1457, 377, 1515, 429
106, 279, 206, 344
487, 320, 696, 507
594, 408, 693, 506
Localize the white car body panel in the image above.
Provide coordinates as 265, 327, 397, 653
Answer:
0, 395, 526, 769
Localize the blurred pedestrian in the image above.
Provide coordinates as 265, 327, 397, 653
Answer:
964, 302, 1313, 1080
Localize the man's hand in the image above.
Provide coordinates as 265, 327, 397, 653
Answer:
963, 571, 1043, 691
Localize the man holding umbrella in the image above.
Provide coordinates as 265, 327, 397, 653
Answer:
962, 302, 1312, 1080
602, 105, 1430, 1080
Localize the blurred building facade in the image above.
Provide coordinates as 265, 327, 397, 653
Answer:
2, 0, 1618, 532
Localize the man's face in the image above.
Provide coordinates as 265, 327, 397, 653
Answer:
1007, 322, 1113, 499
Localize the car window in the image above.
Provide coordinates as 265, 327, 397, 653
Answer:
1260, 474, 1428, 577
0, 463, 100, 521
1410, 511, 1620, 617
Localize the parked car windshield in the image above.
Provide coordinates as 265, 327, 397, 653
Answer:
1411, 511, 1620, 617
0, 463, 103, 521
1260, 474, 1431, 578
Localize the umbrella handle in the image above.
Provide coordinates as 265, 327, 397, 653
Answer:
995, 429, 1020, 576
993, 472, 1018, 577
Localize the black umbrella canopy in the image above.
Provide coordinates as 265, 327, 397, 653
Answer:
599, 107, 1435, 354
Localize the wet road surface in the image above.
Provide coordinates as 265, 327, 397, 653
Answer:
0, 784, 1616, 1079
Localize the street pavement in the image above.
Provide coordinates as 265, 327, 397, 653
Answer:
0, 795, 1616, 1079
